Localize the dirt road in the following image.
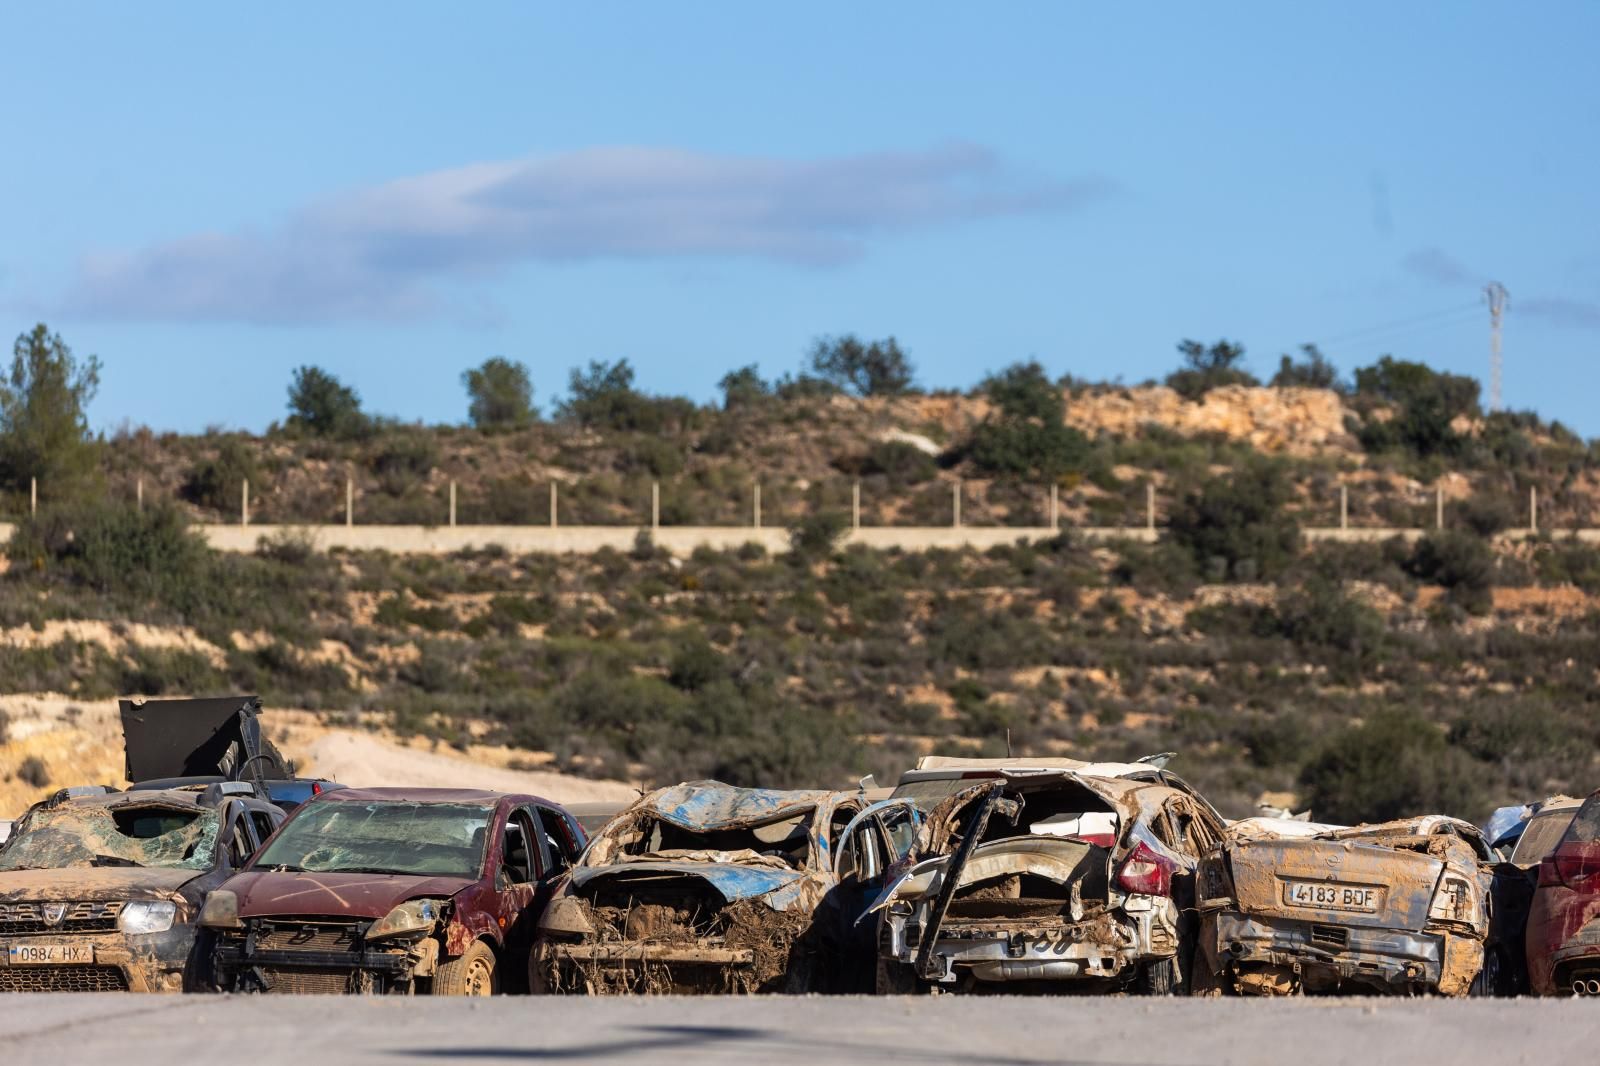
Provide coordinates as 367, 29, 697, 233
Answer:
0, 995, 1594, 1065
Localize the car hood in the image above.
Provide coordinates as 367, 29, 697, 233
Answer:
227, 870, 476, 920
570, 860, 807, 911
0, 866, 201, 902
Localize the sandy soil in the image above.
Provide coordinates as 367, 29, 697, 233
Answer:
0, 694, 635, 818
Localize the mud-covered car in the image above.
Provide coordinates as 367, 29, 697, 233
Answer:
531, 780, 919, 994
1506, 798, 1582, 869
1526, 789, 1600, 996
0, 783, 287, 992
870, 766, 1224, 994
203, 787, 584, 995
1195, 814, 1526, 996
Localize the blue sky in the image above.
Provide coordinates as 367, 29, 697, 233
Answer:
3, 3, 1597, 434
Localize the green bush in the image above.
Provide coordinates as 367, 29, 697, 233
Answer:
462, 357, 536, 430
1406, 532, 1494, 614
1168, 460, 1300, 580
1166, 339, 1258, 400
966, 362, 1093, 479
182, 437, 260, 513
286, 366, 369, 439
7, 501, 211, 612
1299, 709, 1486, 823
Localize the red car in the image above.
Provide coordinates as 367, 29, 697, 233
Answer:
199, 787, 585, 995
1526, 788, 1600, 996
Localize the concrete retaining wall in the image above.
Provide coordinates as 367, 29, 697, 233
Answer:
1, 521, 1587, 556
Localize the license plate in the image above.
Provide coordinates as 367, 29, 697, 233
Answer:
6, 943, 95, 965
1282, 880, 1380, 913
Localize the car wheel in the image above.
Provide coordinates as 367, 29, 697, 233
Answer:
875, 956, 922, 995
434, 940, 498, 996
1470, 947, 1504, 998
1140, 955, 1181, 996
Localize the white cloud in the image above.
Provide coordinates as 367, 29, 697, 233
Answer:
58, 145, 1111, 324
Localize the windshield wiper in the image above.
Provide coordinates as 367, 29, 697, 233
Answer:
318, 866, 414, 876
91, 854, 143, 868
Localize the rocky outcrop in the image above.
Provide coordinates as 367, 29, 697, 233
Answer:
1061, 386, 1356, 455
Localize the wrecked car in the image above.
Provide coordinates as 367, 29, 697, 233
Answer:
1525, 789, 1600, 996
120, 694, 344, 812
870, 766, 1224, 994
204, 787, 584, 995
531, 780, 920, 994
1505, 798, 1582, 869
0, 782, 287, 992
1194, 814, 1526, 996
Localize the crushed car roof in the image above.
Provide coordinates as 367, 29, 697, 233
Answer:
636, 780, 835, 830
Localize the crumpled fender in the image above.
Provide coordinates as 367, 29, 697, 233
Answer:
859, 837, 1101, 924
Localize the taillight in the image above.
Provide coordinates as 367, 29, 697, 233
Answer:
1427, 873, 1479, 928
1543, 845, 1600, 889
1070, 833, 1117, 849
311, 781, 323, 795
1117, 840, 1177, 897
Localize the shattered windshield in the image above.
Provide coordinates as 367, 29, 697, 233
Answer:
255, 802, 491, 878
598, 811, 815, 871
0, 804, 219, 871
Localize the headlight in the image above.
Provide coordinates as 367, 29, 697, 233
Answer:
119, 900, 177, 935
197, 890, 241, 930
368, 899, 445, 941
536, 895, 594, 937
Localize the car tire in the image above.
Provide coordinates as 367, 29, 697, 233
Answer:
434, 940, 498, 996
1140, 955, 1181, 996
1470, 947, 1505, 998
875, 957, 922, 995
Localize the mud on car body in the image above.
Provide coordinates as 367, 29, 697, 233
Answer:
204, 787, 584, 995
531, 780, 920, 994
1525, 789, 1600, 996
0, 783, 287, 993
1195, 814, 1527, 996
871, 760, 1225, 994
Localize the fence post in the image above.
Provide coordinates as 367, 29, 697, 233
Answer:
1050, 483, 1059, 531
853, 481, 861, 530
1146, 483, 1155, 533
346, 478, 353, 527
651, 482, 660, 529
1339, 484, 1348, 530
953, 480, 962, 528
1436, 486, 1444, 529
550, 483, 558, 528
241, 479, 250, 528
449, 481, 457, 527
136, 478, 143, 511
30, 476, 36, 517
753, 483, 761, 528
1531, 486, 1538, 534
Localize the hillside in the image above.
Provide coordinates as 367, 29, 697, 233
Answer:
5, 365, 1600, 826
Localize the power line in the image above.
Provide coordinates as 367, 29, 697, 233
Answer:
1321, 301, 1483, 345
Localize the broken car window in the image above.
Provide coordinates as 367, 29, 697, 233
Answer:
254, 801, 493, 878
1511, 808, 1580, 865
606, 811, 814, 870
0, 804, 219, 872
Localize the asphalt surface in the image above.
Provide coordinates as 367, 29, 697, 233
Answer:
2, 994, 1597, 1065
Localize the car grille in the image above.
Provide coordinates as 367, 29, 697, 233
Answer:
256, 967, 356, 994
1310, 924, 1349, 949
253, 919, 363, 952
0, 901, 124, 937
0, 965, 129, 992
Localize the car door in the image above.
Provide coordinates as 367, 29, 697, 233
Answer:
832, 800, 925, 971
493, 807, 548, 990
223, 802, 262, 872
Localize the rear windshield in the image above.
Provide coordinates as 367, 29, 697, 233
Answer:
891, 778, 986, 813
596, 811, 815, 871
1511, 808, 1580, 864
254, 802, 491, 878
1562, 796, 1600, 846
0, 804, 218, 871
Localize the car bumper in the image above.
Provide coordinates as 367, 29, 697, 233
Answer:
1528, 916, 1600, 996
1209, 911, 1454, 993
881, 909, 1153, 984
213, 937, 430, 994
535, 940, 758, 994
0, 927, 197, 993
